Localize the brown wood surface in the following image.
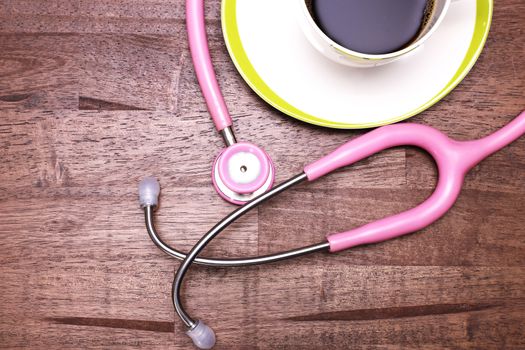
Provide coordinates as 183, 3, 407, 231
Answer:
0, 1, 524, 349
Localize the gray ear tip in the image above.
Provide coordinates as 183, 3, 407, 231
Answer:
186, 320, 216, 349
138, 177, 161, 207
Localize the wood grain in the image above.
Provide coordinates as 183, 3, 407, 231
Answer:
0, 0, 524, 349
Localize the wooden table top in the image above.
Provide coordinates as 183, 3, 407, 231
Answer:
1, 1, 524, 349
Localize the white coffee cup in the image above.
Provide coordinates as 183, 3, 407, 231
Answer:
297, 0, 455, 67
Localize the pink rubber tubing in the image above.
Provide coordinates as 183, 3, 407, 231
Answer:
304, 111, 525, 253
186, 0, 232, 131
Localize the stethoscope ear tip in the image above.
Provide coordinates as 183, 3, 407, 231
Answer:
186, 320, 216, 349
139, 177, 161, 207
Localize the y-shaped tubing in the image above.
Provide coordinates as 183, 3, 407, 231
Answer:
186, 0, 232, 131
304, 111, 525, 252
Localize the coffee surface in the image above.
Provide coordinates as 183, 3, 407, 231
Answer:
312, 0, 429, 55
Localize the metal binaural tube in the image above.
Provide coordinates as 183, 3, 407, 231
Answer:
144, 173, 329, 261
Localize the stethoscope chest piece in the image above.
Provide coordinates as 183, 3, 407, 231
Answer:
212, 142, 275, 205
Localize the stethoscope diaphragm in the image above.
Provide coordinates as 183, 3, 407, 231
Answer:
212, 142, 274, 205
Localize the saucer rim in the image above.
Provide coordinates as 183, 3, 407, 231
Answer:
221, 0, 493, 129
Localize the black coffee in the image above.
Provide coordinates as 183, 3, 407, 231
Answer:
311, 0, 431, 55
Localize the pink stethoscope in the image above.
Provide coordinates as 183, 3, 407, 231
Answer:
138, 1, 525, 348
